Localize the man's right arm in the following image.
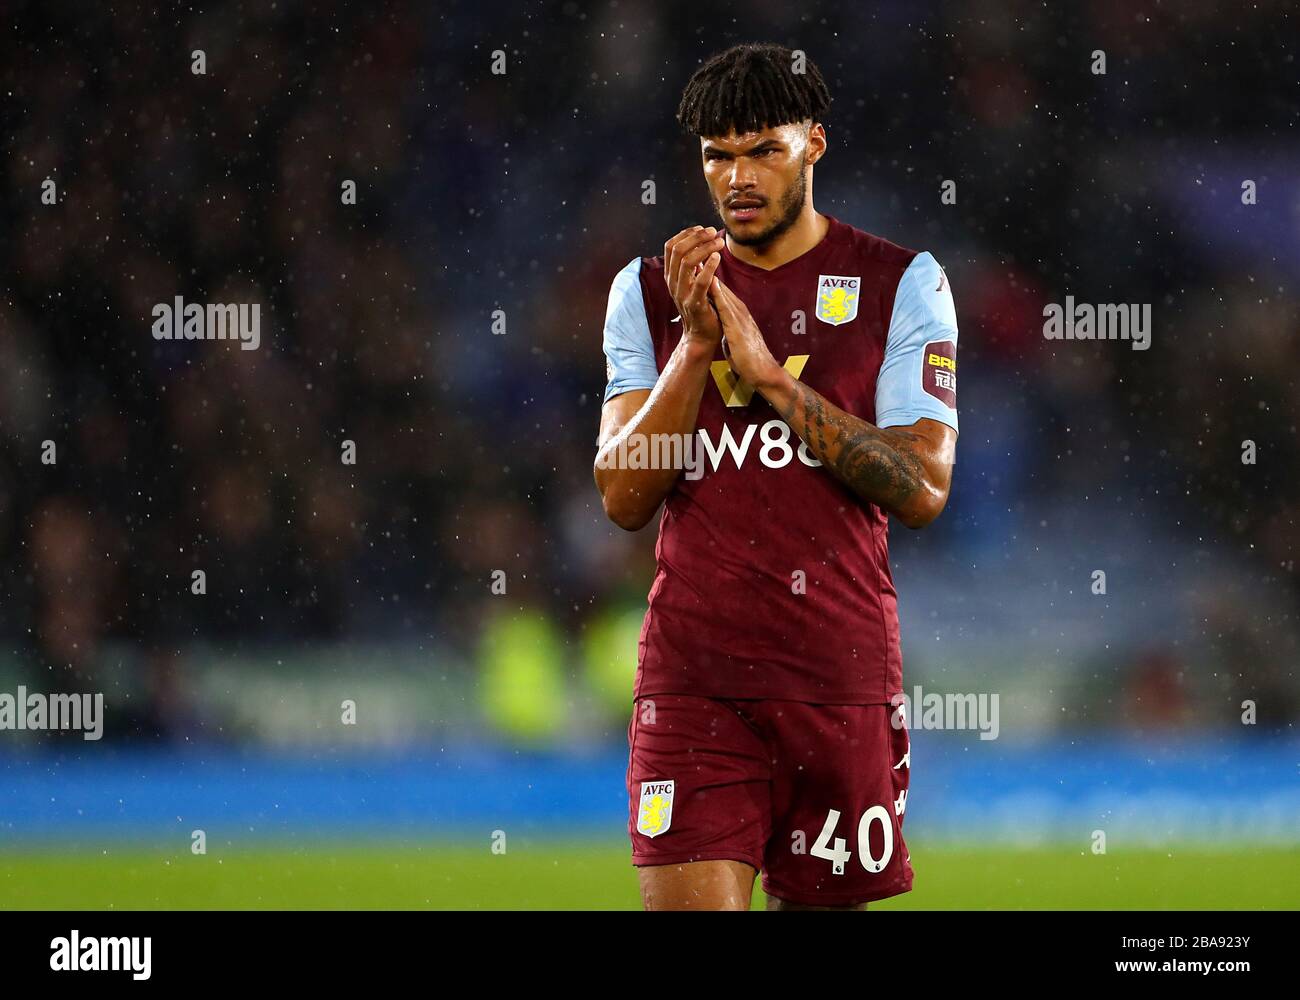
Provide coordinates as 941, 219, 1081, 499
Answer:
595, 338, 715, 530
594, 227, 725, 531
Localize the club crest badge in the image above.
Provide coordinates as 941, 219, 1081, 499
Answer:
637, 780, 675, 838
816, 274, 861, 326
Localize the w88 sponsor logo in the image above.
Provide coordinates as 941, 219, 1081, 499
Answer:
697, 420, 822, 472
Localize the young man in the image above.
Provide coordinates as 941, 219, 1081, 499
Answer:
594, 43, 959, 910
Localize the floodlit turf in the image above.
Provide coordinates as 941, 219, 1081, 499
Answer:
0, 842, 1295, 910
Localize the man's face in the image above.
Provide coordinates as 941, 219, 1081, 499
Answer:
699, 122, 823, 247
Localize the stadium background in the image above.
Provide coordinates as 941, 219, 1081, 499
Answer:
0, 1, 1296, 908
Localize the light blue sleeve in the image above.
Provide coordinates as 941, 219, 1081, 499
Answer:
875, 251, 959, 433
602, 257, 659, 403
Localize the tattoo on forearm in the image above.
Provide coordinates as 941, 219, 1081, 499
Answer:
775, 381, 925, 509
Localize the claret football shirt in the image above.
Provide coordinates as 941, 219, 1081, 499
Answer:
602, 215, 958, 704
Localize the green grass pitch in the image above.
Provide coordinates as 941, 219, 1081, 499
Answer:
1, 842, 1295, 909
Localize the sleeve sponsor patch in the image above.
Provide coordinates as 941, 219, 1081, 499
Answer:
922, 340, 957, 408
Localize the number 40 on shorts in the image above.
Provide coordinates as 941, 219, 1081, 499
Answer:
810, 801, 902, 876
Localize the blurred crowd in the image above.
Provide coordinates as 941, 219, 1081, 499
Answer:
0, 1, 1295, 739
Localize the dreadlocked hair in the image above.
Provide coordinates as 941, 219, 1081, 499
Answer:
676, 42, 831, 137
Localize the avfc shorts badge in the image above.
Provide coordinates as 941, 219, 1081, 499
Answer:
816, 274, 861, 326
637, 780, 675, 838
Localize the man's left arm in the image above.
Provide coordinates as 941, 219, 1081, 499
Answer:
709, 252, 958, 528
764, 379, 954, 528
